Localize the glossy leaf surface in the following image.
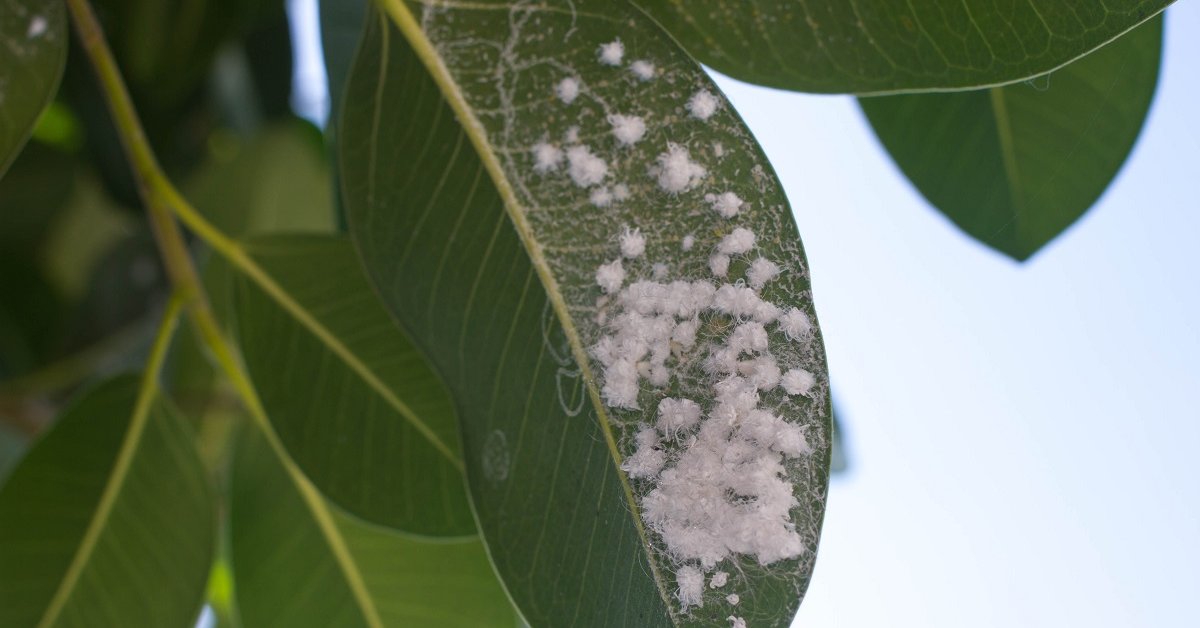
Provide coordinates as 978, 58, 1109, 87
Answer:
636, 0, 1170, 94
859, 15, 1162, 260
233, 234, 473, 535
230, 425, 515, 628
0, 376, 214, 627
0, 0, 67, 177
340, 3, 831, 626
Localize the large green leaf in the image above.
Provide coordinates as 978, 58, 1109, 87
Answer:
0, 0, 67, 177
231, 423, 515, 628
340, 3, 831, 626
0, 375, 215, 627
635, 0, 1170, 94
859, 15, 1162, 261
232, 234, 473, 535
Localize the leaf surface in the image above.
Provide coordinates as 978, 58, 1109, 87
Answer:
230, 423, 515, 628
859, 15, 1162, 260
340, 3, 831, 626
635, 0, 1170, 94
0, 375, 215, 627
233, 233, 473, 535
0, 0, 67, 177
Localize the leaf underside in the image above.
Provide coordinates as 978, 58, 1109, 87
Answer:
635, 0, 1171, 94
340, 1, 831, 626
0, 376, 214, 627
233, 234, 474, 536
859, 15, 1163, 260
0, 0, 67, 177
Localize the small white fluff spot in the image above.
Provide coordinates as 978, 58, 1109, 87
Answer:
531, 142, 563, 173
652, 144, 706, 193
718, 227, 756, 255
609, 114, 647, 146
709, 572, 728, 588
746, 257, 781, 290
566, 145, 608, 187
630, 59, 656, 80
596, 259, 625, 294
728, 616, 747, 628
709, 254, 730, 278
727, 594, 740, 605
658, 397, 702, 438
705, 191, 744, 218
555, 77, 580, 104
27, 16, 48, 38
777, 307, 812, 340
681, 235, 696, 251
677, 566, 705, 609
565, 126, 580, 144
687, 89, 720, 120
590, 186, 613, 207
620, 227, 646, 259
612, 183, 631, 201
622, 427, 663, 478
712, 142, 726, 157
598, 39, 624, 66
781, 368, 816, 396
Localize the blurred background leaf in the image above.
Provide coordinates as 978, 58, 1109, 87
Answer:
0, 0, 67, 177
859, 15, 1163, 260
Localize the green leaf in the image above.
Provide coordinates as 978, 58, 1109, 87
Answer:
0, 0, 67, 177
635, 0, 1170, 94
0, 375, 215, 627
859, 15, 1163, 260
340, 4, 831, 626
320, 0, 368, 122
231, 422, 516, 628
232, 234, 473, 535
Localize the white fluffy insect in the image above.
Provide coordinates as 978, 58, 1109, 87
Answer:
687, 89, 720, 120
718, 228, 756, 255
657, 397, 701, 438
681, 234, 696, 251
676, 565, 705, 609
781, 368, 816, 396
609, 114, 647, 146
746, 257, 781, 290
777, 307, 812, 340
727, 594, 740, 605
705, 191, 744, 218
612, 183, 631, 201
589, 186, 613, 207
620, 227, 646, 259
709, 571, 729, 588
598, 39, 624, 66
652, 144, 706, 193
595, 259, 625, 294
531, 142, 563, 173
728, 616, 746, 628
566, 145, 607, 187
709, 254, 730, 278
555, 77, 580, 104
630, 59, 656, 80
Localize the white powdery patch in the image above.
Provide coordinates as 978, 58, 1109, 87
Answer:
630, 59, 656, 80
598, 39, 624, 66
590, 186, 613, 207
677, 565, 705, 610
652, 144, 706, 193
658, 397, 701, 438
777, 307, 812, 341
781, 368, 816, 397
595, 259, 625, 295
705, 192, 744, 219
565, 125, 580, 144
652, 263, 669, 281
612, 183, 630, 201
555, 77, 580, 104
727, 594, 740, 605
609, 114, 647, 146
622, 427, 664, 478
729, 617, 747, 628
681, 234, 696, 251
687, 89, 720, 120
709, 572, 729, 588
620, 227, 646, 259
718, 227, 756, 255
709, 254, 730, 278
566, 145, 607, 187
746, 257, 781, 290
531, 142, 563, 173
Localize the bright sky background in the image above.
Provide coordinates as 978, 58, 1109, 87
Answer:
287, 2, 1199, 626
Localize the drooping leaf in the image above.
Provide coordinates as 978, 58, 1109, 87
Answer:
230, 423, 515, 628
0, 375, 215, 627
0, 0, 67, 177
232, 234, 473, 535
859, 15, 1162, 260
635, 0, 1170, 94
340, 4, 831, 626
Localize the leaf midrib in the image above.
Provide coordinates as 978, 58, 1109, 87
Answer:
373, 0, 679, 622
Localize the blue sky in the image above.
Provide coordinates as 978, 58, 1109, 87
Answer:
287, 3, 1199, 625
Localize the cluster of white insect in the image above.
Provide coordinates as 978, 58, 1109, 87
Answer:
529, 38, 820, 625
